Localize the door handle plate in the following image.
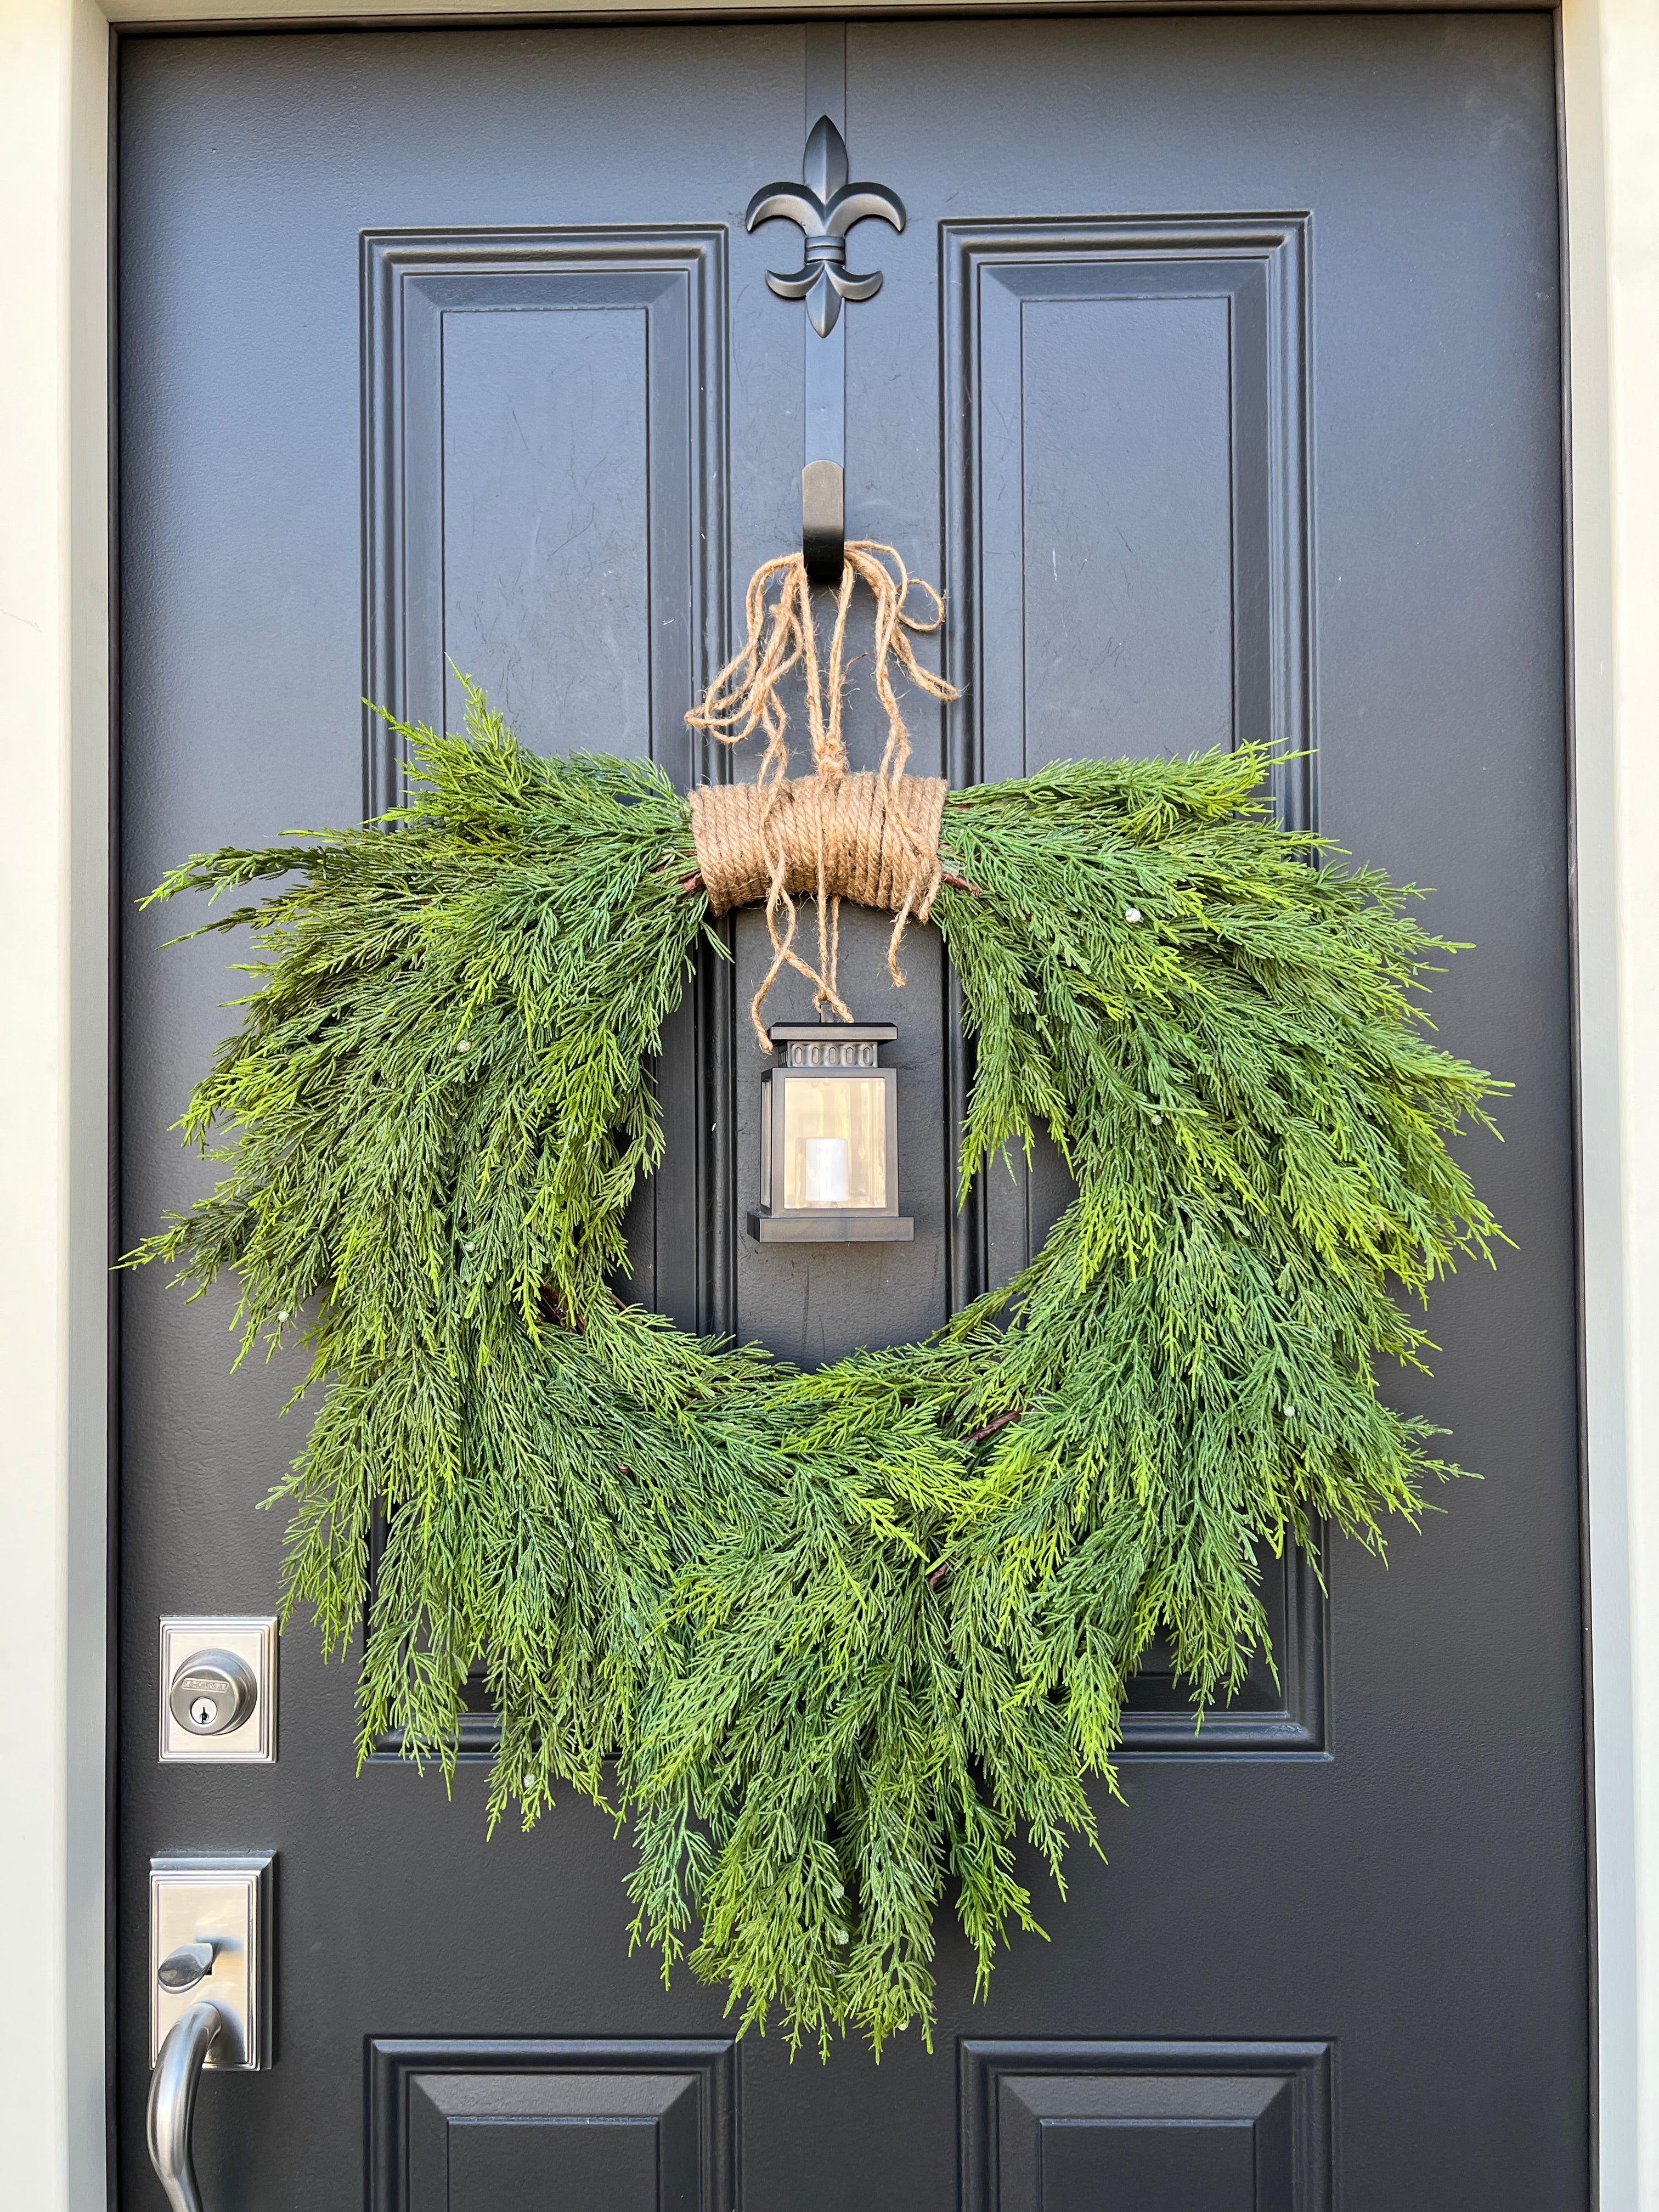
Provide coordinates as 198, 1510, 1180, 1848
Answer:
150, 1854, 274, 2070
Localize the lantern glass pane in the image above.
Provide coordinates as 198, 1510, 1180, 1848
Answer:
781, 1076, 888, 1209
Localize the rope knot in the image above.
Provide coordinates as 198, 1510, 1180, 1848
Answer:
685, 542, 958, 1047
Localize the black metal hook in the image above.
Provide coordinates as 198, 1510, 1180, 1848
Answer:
746, 116, 905, 582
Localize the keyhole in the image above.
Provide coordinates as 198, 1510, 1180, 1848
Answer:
190, 1696, 218, 1729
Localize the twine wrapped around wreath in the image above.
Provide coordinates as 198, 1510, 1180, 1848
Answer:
685, 541, 957, 1046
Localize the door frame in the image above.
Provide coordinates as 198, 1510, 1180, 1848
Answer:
1, 2, 1652, 2204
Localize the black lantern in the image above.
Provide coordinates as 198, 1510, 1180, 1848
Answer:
749, 1024, 912, 1243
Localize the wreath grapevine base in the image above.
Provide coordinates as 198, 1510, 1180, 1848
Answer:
133, 679, 1503, 2055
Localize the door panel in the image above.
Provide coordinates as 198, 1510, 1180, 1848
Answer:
364, 230, 727, 802
119, 16, 1582, 2210
942, 215, 1314, 1304
944, 219, 1310, 810
961, 2041, 1334, 2212
362, 224, 730, 1322
368, 2040, 736, 2212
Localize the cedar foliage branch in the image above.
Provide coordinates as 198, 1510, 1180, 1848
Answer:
129, 685, 1503, 2054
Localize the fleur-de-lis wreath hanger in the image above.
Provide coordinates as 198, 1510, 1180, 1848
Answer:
747, 115, 906, 337
746, 116, 906, 579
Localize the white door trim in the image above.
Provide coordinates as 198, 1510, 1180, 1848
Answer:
1, 3, 1652, 2204
1561, 3, 1659, 2204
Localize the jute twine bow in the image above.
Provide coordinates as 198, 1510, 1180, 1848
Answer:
685, 541, 958, 1049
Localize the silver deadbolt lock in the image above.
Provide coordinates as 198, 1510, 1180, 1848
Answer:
159, 1617, 277, 1762
168, 1650, 257, 1738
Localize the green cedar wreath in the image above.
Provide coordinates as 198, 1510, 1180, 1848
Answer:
131, 548, 1503, 2056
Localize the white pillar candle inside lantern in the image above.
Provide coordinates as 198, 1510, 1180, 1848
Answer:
751, 1023, 912, 1243
782, 1077, 885, 1209
802, 1136, 851, 1205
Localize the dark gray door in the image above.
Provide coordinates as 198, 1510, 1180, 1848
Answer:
118, 15, 1584, 2209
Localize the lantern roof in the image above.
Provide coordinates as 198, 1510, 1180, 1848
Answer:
768, 1022, 897, 1048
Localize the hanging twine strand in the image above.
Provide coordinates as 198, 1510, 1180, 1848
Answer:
685, 542, 958, 1047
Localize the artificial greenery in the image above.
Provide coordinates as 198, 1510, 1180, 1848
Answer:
131, 682, 1502, 2054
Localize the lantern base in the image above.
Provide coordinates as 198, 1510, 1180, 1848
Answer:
747, 1211, 915, 1244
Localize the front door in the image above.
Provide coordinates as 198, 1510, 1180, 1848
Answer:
119, 15, 1584, 2208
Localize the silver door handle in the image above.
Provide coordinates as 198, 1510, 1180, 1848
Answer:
146, 1999, 223, 2212
146, 1855, 274, 2211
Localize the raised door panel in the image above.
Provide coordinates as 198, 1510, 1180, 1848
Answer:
1121, 1538, 1324, 1754
363, 228, 728, 803
963, 2042, 1332, 2212
362, 228, 731, 1329
941, 218, 1323, 1748
371, 2039, 735, 2212
944, 216, 1313, 1302
943, 217, 1311, 815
